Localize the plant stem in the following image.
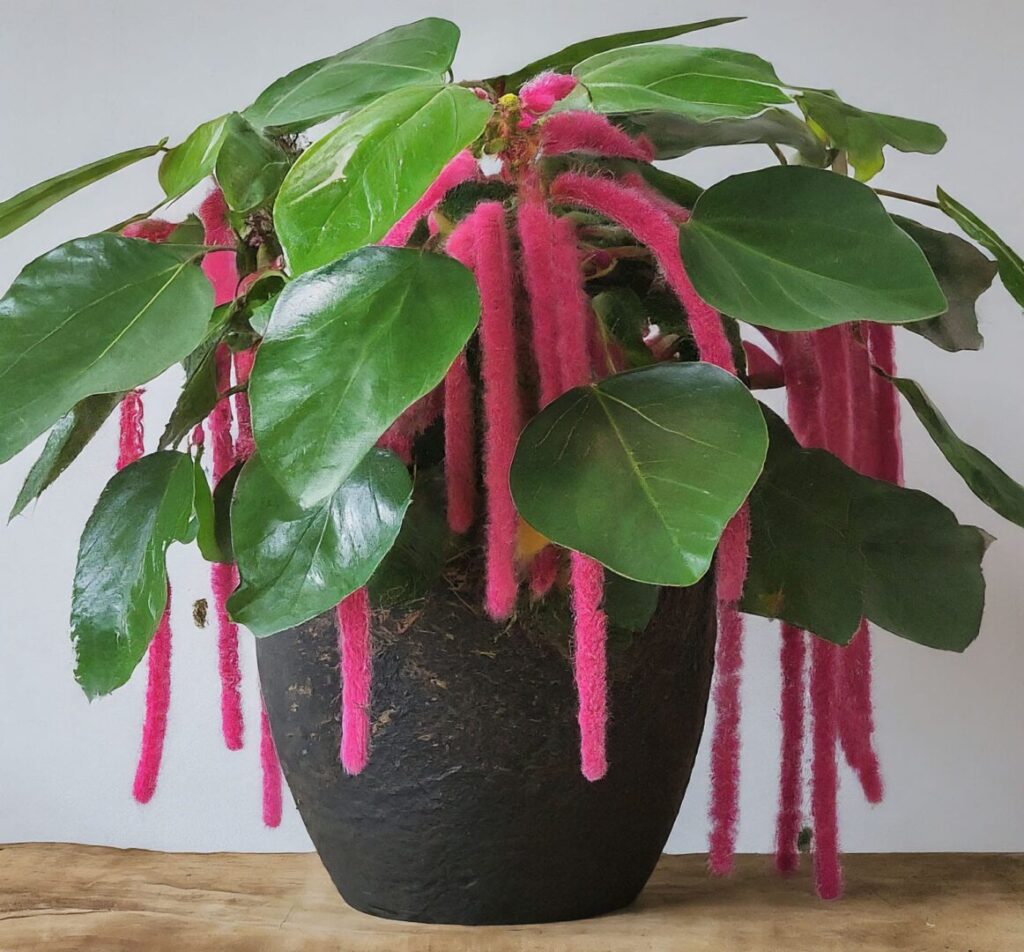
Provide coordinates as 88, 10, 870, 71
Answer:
767, 143, 788, 166
873, 187, 941, 210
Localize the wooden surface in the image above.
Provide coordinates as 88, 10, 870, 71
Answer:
0, 844, 1021, 951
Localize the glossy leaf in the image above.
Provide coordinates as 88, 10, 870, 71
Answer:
510, 362, 768, 586
71, 451, 195, 698
895, 216, 995, 352
159, 115, 232, 199
591, 288, 654, 367
0, 235, 214, 463
743, 409, 988, 651
243, 18, 460, 133
679, 166, 947, 330
9, 392, 124, 519
798, 90, 945, 182
604, 571, 660, 632
212, 461, 243, 562
574, 44, 791, 122
229, 450, 412, 635
275, 84, 492, 274
0, 141, 166, 240
214, 115, 290, 212
937, 187, 1024, 310
621, 108, 827, 164
191, 456, 223, 562
251, 246, 480, 506
496, 17, 744, 89
882, 372, 1024, 528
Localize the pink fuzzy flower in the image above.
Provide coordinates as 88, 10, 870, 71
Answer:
520, 72, 579, 114
198, 189, 237, 306
541, 112, 654, 162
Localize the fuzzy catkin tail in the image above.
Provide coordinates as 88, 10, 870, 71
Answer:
117, 390, 145, 470
540, 112, 654, 161
519, 71, 579, 114
232, 349, 256, 461
198, 189, 238, 305
446, 203, 522, 620
122, 218, 177, 242
810, 635, 842, 899
867, 323, 903, 484
259, 703, 283, 827
570, 553, 609, 781
380, 150, 479, 248
444, 353, 476, 533
775, 623, 806, 873
337, 587, 372, 775
132, 586, 173, 804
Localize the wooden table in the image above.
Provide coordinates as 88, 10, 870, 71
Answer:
0, 844, 1020, 951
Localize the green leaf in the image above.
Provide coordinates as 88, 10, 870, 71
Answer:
275, 84, 492, 274
620, 108, 827, 164
510, 362, 768, 586
797, 90, 945, 182
9, 392, 124, 519
937, 187, 1024, 311
574, 44, 791, 122
0, 235, 214, 463
71, 451, 195, 698
212, 461, 243, 562
894, 216, 995, 352
214, 115, 290, 212
159, 115, 233, 199
0, 141, 167, 240
367, 469, 453, 607
742, 409, 988, 651
243, 18, 461, 133
191, 455, 223, 562
495, 17, 744, 89
882, 372, 1024, 528
679, 166, 947, 331
229, 449, 412, 636
251, 245, 479, 507
591, 288, 654, 367
604, 571, 660, 632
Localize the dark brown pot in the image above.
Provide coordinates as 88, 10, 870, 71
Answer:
256, 569, 717, 925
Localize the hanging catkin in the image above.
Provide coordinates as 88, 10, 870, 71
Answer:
443, 352, 477, 534
446, 202, 522, 620
337, 587, 372, 775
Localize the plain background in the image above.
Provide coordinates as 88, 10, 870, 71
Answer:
0, 0, 1021, 855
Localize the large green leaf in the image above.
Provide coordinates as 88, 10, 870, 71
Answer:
743, 409, 988, 651
574, 44, 791, 122
275, 84, 491, 274
9, 392, 124, 519
71, 451, 195, 698
798, 90, 946, 182
159, 115, 233, 199
591, 288, 654, 368
0, 141, 166, 240
678, 166, 947, 330
882, 372, 1024, 528
0, 235, 214, 463
510, 362, 768, 585
937, 187, 1024, 311
895, 216, 995, 352
243, 18, 460, 133
250, 246, 480, 506
229, 449, 412, 635
214, 115, 290, 212
495, 18, 744, 89
620, 108, 827, 164
191, 454, 223, 563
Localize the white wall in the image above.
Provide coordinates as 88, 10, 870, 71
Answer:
1, 0, 1021, 855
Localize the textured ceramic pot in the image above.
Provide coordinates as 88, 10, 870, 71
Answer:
256, 569, 716, 925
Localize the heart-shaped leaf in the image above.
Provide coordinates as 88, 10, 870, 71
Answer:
214, 115, 290, 212
229, 449, 412, 636
620, 108, 827, 164
0, 235, 214, 463
797, 90, 946, 182
937, 187, 1024, 311
881, 372, 1024, 528
0, 141, 166, 240
71, 451, 196, 698
510, 362, 768, 585
495, 18, 744, 89
742, 409, 988, 651
250, 246, 480, 506
679, 166, 947, 330
9, 392, 124, 519
275, 84, 492, 274
574, 44, 791, 122
895, 216, 995, 352
243, 18, 461, 133
159, 115, 233, 199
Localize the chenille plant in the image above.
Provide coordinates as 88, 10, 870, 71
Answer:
2, 16, 1023, 899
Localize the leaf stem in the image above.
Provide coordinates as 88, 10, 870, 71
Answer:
873, 187, 941, 210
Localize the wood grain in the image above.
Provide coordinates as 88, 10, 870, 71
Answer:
0, 844, 1021, 951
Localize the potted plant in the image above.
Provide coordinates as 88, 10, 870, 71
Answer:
2, 14, 1022, 925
